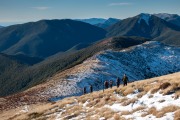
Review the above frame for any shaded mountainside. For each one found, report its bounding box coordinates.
[8,54,43,65]
[0,19,106,58]
[107,13,180,46]
[0,36,148,97]
[0,53,28,93]
[154,13,180,27]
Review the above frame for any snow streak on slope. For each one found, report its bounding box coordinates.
[138,13,151,25]
[40,41,180,100]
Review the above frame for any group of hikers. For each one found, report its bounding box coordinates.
[83,74,129,94]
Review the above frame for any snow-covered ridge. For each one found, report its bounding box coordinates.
[40,41,180,100]
[154,13,179,19]
[138,13,151,25]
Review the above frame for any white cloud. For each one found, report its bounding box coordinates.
[32,7,50,10]
[109,2,132,6]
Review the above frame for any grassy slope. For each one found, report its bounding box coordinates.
[0,72,179,120]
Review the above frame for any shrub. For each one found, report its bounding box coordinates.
[159,82,171,90]
[158,99,165,103]
[28,112,43,119]
[148,94,153,98]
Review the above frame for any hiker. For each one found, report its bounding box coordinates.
[83,87,86,94]
[109,80,113,88]
[116,77,120,88]
[104,80,109,89]
[90,85,93,93]
[122,74,129,86]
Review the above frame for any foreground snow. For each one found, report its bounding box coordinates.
[106,90,180,119]
[1,72,179,120]
[50,90,179,120]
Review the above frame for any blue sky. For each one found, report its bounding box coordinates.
[0,0,180,26]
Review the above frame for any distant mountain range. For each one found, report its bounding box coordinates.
[154,13,180,26]
[0,26,3,28]
[0,19,106,58]
[76,18,120,28]
[107,13,180,46]
[75,18,107,25]
[95,18,120,28]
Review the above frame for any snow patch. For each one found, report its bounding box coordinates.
[106,91,180,119]
[138,13,151,25]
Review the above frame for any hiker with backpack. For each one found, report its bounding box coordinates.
[109,80,113,88]
[104,80,109,89]
[90,85,93,93]
[116,77,120,88]
[122,74,129,86]
[83,87,87,94]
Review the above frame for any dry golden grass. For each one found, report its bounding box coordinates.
[137,91,146,98]
[174,110,180,120]
[132,106,146,113]
[122,98,137,106]
[116,97,128,103]
[96,107,115,119]
[143,85,152,93]
[120,106,146,116]
[113,113,121,120]
[141,105,180,118]
[58,97,76,108]
[156,105,180,118]
[175,91,180,99]
[120,110,131,115]
[147,107,157,116]
[151,86,160,94]
[61,105,83,118]
[123,87,134,96]
[86,99,100,107]
[95,99,106,108]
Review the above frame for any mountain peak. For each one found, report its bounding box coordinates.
[138,13,152,25]
[154,13,179,19]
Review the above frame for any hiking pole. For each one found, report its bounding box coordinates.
[102,77,104,93]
